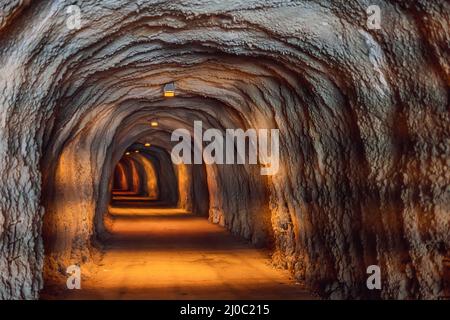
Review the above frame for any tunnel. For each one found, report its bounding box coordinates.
[0,0,449,301]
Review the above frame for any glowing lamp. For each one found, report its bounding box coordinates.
[135,150,140,153]
[144,143,151,147]
[163,82,175,97]
[125,152,131,155]
[150,121,158,127]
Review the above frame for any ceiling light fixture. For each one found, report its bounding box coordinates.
[144,143,151,147]
[150,121,158,127]
[163,82,175,97]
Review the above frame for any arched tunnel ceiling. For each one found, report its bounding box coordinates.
[0,0,448,300]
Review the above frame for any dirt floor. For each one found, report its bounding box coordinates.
[42,206,315,300]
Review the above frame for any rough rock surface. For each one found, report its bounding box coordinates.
[0,0,448,299]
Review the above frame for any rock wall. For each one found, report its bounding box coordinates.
[0,0,448,299]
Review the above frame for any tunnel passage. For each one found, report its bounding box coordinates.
[110,144,179,205]
[0,1,449,300]
[107,141,210,219]
[111,155,157,199]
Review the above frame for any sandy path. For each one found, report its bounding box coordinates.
[44,209,314,300]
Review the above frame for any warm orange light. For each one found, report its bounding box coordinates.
[163,82,175,97]
[144,143,151,147]
[150,121,158,127]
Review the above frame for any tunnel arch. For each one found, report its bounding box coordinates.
[111,151,160,199]
[0,0,448,300]
[112,161,130,192]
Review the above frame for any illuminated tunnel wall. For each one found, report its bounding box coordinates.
[0,0,448,300]
[112,147,171,202]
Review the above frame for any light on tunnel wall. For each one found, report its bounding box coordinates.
[135,150,140,153]
[163,82,175,97]
[144,143,151,147]
[125,152,131,156]
[150,121,158,127]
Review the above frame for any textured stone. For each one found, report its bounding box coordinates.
[0,0,448,299]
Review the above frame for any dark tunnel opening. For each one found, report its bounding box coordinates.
[0,0,448,302]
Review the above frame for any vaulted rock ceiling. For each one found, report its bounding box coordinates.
[0,0,448,299]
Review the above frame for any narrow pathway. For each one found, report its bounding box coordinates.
[48,206,315,299]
